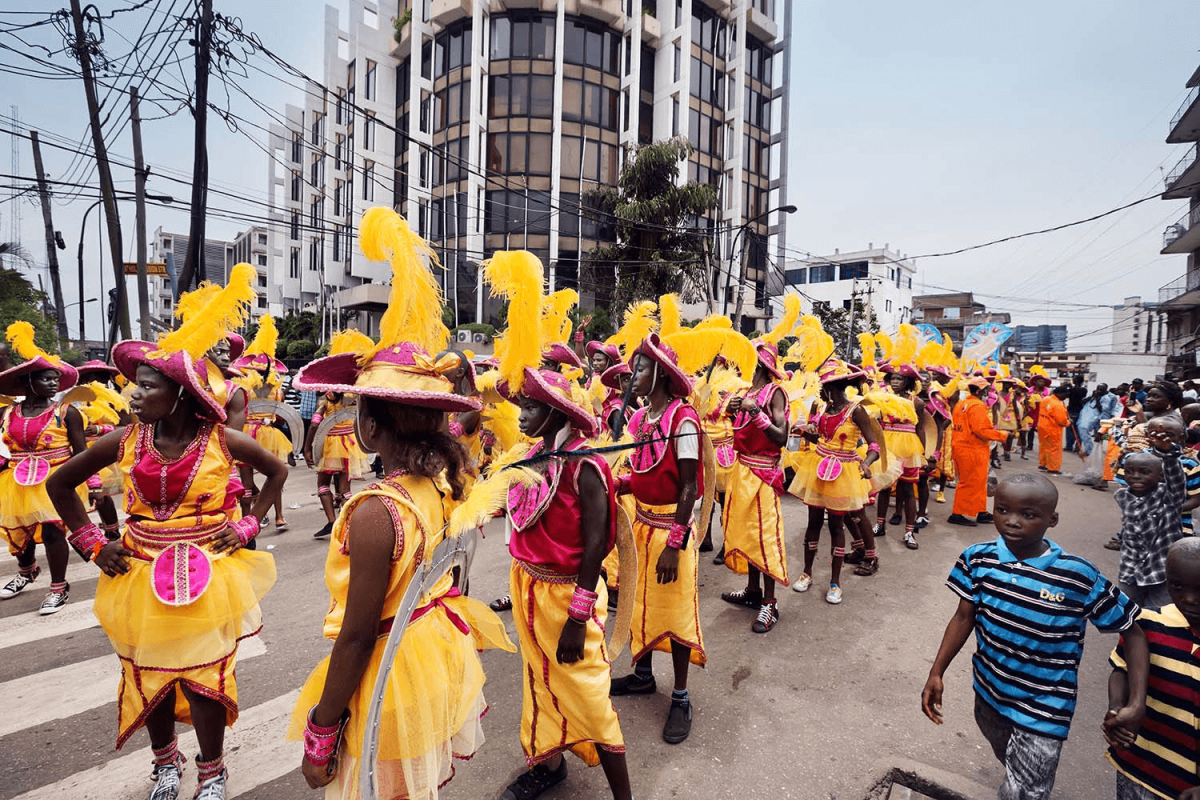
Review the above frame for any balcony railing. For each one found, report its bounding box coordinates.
[1165,144,1197,191]
[1172,86,1199,132]
[1163,204,1200,250]
[1159,268,1200,303]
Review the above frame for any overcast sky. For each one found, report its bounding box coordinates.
[4,0,1199,351]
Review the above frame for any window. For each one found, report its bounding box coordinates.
[673,45,681,82]
[362,161,375,201]
[364,60,377,101]
[290,211,300,240]
[290,171,301,202]
[484,189,552,235]
[839,261,868,281]
[257,233,267,246]
[311,113,324,147]
[289,247,299,279]
[363,5,377,29]
[640,45,655,93]
[310,196,324,228]
[334,179,345,216]
[309,238,321,271]
[435,23,473,77]
[809,265,834,283]
[785,268,806,285]
[333,226,343,262]
[364,114,375,150]
[291,131,303,162]
[310,154,323,187]
[257,254,267,267]
[486,132,553,176]
[335,134,344,169]
[943,307,960,320]
[885,299,893,312]
[491,14,555,61]
[564,17,620,75]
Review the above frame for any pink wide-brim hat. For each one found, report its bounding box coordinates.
[231,353,289,374]
[226,334,246,362]
[294,343,481,413]
[0,355,79,396]
[542,342,583,371]
[926,364,952,377]
[599,361,631,392]
[881,362,921,380]
[631,333,692,397]
[501,366,599,438]
[751,340,787,382]
[111,341,227,422]
[77,359,120,376]
[818,358,866,385]
[586,340,621,365]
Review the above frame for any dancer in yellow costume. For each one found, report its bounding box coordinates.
[288,208,513,800]
[0,322,88,613]
[47,273,285,800]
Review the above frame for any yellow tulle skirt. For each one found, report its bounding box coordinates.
[882,429,926,470]
[510,563,624,766]
[93,546,276,748]
[630,504,706,666]
[0,465,87,554]
[788,447,899,512]
[288,595,513,800]
[722,461,788,585]
[251,424,292,460]
[318,432,370,480]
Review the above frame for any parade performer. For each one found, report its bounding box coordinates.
[720,339,791,625]
[288,208,513,800]
[1023,365,1051,453]
[0,322,88,612]
[492,255,633,797]
[947,375,1010,526]
[1037,383,1071,475]
[586,340,622,415]
[994,376,1020,462]
[233,314,292,531]
[73,359,130,541]
[788,359,886,597]
[46,277,283,800]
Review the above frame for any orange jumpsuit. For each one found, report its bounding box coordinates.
[951,395,1008,517]
[1037,395,1070,472]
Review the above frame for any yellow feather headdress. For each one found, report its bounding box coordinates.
[156,262,257,359]
[246,313,278,360]
[173,281,221,324]
[874,330,894,362]
[6,320,61,366]
[858,333,877,368]
[663,320,756,381]
[482,250,545,393]
[893,324,919,368]
[359,206,449,360]
[790,315,836,372]
[761,293,801,346]
[540,288,578,348]
[606,300,659,358]
[658,294,682,339]
[329,329,376,357]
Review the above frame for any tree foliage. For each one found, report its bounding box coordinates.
[583,138,718,315]
[809,300,880,363]
[0,256,62,356]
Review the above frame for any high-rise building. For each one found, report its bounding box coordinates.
[1110,296,1165,355]
[778,245,917,333]
[268,0,789,335]
[1011,324,1067,353]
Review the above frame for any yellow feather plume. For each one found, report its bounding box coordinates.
[606,301,658,358]
[86,380,130,414]
[658,294,682,339]
[475,370,507,406]
[663,325,756,382]
[329,329,375,357]
[916,340,941,371]
[173,282,221,323]
[693,365,748,417]
[858,333,877,367]
[793,315,835,372]
[482,250,545,393]
[157,263,257,359]
[246,313,279,359]
[893,324,919,368]
[482,402,525,453]
[6,321,58,364]
[359,206,449,359]
[875,331,894,362]
[540,289,579,348]
[694,315,733,330]
[235,370,264,392]
[447,464,541,537]
[761,293,801,346]
[589,375,608,411]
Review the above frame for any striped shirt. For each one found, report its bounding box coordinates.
[948,537,1139,739]
[1106,605,1200,800]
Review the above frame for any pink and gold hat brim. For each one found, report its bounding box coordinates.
[111,341,226,422]
[294,348,482,413]
[77,359,120,376]
[752,340,787,382]
[0,356,79,396]
[543,342,583,371]
[231,353,289,374]
[586,340,621,365]
[227,334,246,362]
[599,362,631,392]
[501,367,599,438]
[819,359,867,385]
[631,333,692,397]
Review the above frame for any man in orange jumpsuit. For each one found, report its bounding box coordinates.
[947,375,1011,526]
[1037,383,1072,474]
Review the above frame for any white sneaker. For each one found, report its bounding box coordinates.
[791,573,812,593]
[194,770,227,800]
[147,758,184,800]
[39,584,69,615]
[825,584,843,605]
[0,569,38,599]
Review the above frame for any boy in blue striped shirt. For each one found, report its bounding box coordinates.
[921,472,1149,800]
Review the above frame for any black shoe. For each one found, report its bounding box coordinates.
[843,547,865,565]
[662,698,693,743]
[314,521,333,539]
[1104,538,1121,551]
[606,587,619,612]
[720,588,763,609]
[610,672,657,696]
[1003,453,1011,462]
[500,759,569,800]
[712,548,726,566]
[976,512,994,524]
[1038,465,1048,471]
[888,513,902,526]
[873,521,887,538]
[946,514,977,527]
[489,594,512,612]
[698,538,714,552]
[903,531,919,550]
[915,515,930,529]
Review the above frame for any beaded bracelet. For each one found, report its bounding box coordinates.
[932,450,943,460]
[567,586,598,622]
[753,411,772,430]
[666,522,688,550]
[573,330,585,343]
[448,421,465,437]
[67,522,107,562]
[614,474,632,495]
[230,515,260,546]
[867,442,881,454]
[303,707,349,767]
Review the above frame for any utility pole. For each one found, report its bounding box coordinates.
[130,87,151,339]
[69,0,131,349]
[732,230,752,334]
[178,0,213,297]
[29,131,69,341]
[845,278,857,359]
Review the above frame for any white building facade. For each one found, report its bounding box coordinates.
[778,246,917,334]
[1111,295,1167,355]
[267,0,790,334]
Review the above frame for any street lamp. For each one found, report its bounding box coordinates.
[728,204,797,333]
[78,194,173,343]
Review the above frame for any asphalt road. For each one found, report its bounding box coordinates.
[0,453,1131,800]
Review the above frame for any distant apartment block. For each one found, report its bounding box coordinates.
[779,245,916,333]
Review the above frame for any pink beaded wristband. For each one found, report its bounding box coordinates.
[230,515,260,546]
[666,522,688,550]
[614,474,631,495]
[753,411,772,430]
[448,421,465,437]
[310,413,324,425]
[867,442,881,454]
[567,586,598,622]
[303,707,348,767]
[68,522,108,561]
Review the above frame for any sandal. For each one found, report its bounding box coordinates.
[275,521,289,533]
[489,594,512,612]
[720,588,763,608]
[854,556,879,577]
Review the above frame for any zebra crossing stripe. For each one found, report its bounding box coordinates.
[1,598,99,648]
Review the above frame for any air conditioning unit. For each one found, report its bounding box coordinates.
[455,329,471,344]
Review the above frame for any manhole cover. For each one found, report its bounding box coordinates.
[887,787,939,800]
